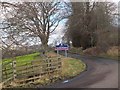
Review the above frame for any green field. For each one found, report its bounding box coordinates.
[3,53,40,66]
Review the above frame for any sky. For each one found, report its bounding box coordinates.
[0,0,119,46]
[48,21,67,45]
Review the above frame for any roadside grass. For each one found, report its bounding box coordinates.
[97,46,119,60]
[2,52,86,87]
[69,46,119,60]
[20,54,86,87]
[61,57,86,78]
[69,47,83,55]
[41,52,86,78]
[98,53,119,60]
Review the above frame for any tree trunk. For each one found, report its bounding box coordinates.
[41,37,49,54]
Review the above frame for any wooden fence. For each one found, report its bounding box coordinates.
[2,56,62,87]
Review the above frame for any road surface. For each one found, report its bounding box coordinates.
[41,53,119,88]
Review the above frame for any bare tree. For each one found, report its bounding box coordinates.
[1,1,70,52]
[65,1,116,50]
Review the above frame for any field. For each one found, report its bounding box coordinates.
[3,53,40,66]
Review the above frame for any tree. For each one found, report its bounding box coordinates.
[65,1,116,50]
[1,1,70,52]
[65,2,96,49]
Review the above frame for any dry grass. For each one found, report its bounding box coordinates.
[83,46,119,60]
[46,52,86,78]
[69,47,83,54]
[61,57,86,78]
[83,47,102,56]
[107,46,119,57]
[46,51,58,57]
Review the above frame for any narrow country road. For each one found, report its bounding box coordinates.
[41,53,119,88]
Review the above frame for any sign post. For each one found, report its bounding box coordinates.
[57,50,59,56]
[65,50,67,57]
[55,44,69,57]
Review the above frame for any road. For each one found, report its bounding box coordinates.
[41,53,119,88]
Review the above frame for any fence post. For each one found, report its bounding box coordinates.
[12,60,16,80]
[58,57,62,74]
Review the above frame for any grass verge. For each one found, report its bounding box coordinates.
[61,57,86,78]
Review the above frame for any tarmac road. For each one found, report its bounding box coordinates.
[42,53,119,88]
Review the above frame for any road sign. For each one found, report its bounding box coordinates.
[55,47,69,50]
[55,44,69,57]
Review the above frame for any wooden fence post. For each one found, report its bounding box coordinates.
[58,57,62,74]
[12,60,16,80]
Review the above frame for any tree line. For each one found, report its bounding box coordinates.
[65,2,118,50]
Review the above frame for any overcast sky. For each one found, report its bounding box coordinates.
[0,0,119,46]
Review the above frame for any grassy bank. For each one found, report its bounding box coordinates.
[61,57,86,78]
[24,56,86,87]
[2,52,86,87]
[69,46,119,60]
[98,53,119,60]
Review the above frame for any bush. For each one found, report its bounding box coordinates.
[83,47,103,56]
[107,46,119,57]
[96,29,118,52]
[69,47,83,54]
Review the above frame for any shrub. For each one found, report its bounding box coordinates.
[83,47,103,56]
[69,47,83,54]
[107,46,119,57]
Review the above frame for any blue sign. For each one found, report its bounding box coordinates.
[55,43,69,51]
[55,43,69,57]
[56,43,69,48]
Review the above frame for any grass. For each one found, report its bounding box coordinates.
[69,47,83,55]
[69,46,119,60]
[98,53,119,60]
[61,57,86,78]
[2,52,40,80]
[98,46,119,60]
[3,52,40,66]
[2,52,86,87]
[32,57,86,87]
[43,52,86,78]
